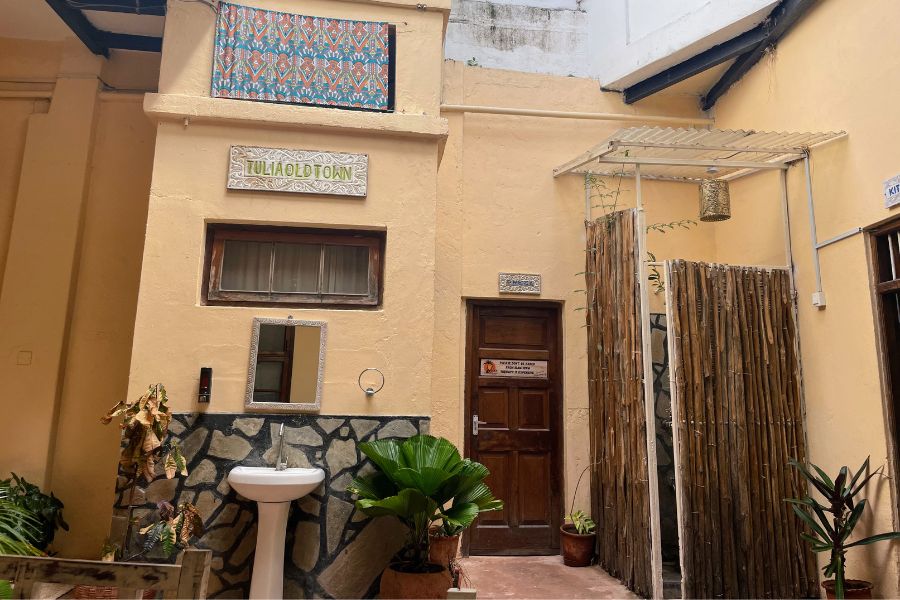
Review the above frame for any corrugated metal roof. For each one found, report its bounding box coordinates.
[555,126,846,181]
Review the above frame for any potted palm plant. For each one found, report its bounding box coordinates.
[787,457,900,599]
[348,435,503,599]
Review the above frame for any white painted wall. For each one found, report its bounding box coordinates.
[444,0,779,89]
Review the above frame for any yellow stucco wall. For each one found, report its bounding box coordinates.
[0,40,158,558]
[433,61,714,514]
[707,0,900,594]
[127,0,448,417]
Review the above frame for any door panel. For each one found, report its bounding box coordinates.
[466,302,563,555]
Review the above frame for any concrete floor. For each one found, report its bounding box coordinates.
[458,556,639,599]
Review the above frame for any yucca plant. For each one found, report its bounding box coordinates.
[348,435,503,572]
[787,457,900,599]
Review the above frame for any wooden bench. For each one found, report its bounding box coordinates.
[0,549,211,599]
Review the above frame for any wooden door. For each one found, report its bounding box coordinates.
[465,301,563,555]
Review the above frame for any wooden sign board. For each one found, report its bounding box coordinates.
[480,359,548,378]
[227,145,368,197]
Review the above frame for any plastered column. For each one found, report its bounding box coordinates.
[0,42,102,487]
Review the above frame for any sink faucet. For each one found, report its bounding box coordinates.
[275,423,287,471]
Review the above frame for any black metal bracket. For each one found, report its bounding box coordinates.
[44,0,164,56]
[622,0,816,108]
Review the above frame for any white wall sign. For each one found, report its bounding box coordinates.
[227,145,368,197]
[885,174,900,209]
[498,272,541,295]
[480,359,548,378]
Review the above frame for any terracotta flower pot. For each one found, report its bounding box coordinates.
[822,579,873,599]
[379,563,452,599]
[560,524,595,567]
[429,533,461,567]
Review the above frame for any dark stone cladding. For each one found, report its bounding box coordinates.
[112,413,430,599]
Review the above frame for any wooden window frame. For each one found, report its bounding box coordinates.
[204,225,384,308]
[866,214,900,526]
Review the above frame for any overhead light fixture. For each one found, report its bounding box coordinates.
[699,179,731,222]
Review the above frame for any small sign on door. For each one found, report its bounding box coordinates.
[480,359,548,378]
[885,174,900,209]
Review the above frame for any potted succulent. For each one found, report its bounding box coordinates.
[560,464,596,567]
[348,435,503,599]
[787,457,900,599]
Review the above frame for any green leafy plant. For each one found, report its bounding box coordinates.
[0,487,42,556]
[348,435,503,573]
[583,173,697,297]
[0,473,68,551]
[137,501,203,559]
[787,457,900,599]
[567,509,596,535]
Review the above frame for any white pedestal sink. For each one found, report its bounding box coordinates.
[227,466,325,600]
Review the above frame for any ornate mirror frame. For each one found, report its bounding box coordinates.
[245,317,327,413]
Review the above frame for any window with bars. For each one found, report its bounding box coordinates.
[205,226,383,307]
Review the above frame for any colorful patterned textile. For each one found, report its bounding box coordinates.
[212,2,393,111]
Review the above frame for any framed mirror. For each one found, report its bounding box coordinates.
[245,317,327,412]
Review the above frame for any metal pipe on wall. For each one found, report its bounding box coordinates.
[634,164,665,599]
[440,104,714,127]
[803,154,826,307]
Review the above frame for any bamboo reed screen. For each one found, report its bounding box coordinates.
[585,211,652,597]
[666,260,818,599]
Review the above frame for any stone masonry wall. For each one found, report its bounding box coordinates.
[112,413,429,599]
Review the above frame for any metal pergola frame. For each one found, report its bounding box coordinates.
[555,126,848,600]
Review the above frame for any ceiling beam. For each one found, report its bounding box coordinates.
[44,0,163,55]
[622,0,816,106]
[702,0,816,110]
[622,25,768,104]
[100,32,163,52]
[66,0,166,16]
[44,0,109,57]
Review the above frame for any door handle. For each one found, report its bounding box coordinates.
[472,414,488,436]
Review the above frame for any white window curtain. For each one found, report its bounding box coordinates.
[323,245,369,294]
[273,243,320,293]
[221,241,272,291]
[221,240,370,295]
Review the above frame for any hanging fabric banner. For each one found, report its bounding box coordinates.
[212,2,394,111]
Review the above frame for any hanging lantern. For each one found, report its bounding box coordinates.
[699,179,731,222]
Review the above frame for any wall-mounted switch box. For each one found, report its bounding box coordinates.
[812,291,827,308]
